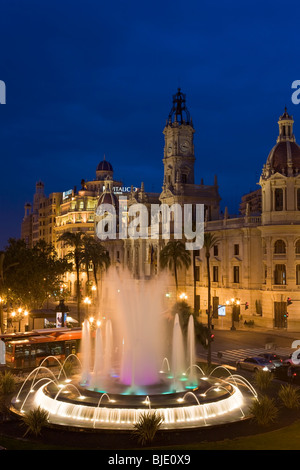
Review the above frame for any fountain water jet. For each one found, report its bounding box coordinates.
[187,315,197,387]
[91,326,104,390]
[104,319,113,377]
[171,314,185,387]
[81,319,91,385]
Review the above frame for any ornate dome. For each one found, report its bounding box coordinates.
[262,108,300,178]
[97,180,119,210]
[96,158,113,172]
[265,141,300,176]
[97,190,119,208]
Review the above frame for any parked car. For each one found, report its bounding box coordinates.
[274,364,300,383]
[283,352,300,365]
[258,353,283,368]
[236,356,276,372]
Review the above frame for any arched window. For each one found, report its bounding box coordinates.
[274,240,286,254]
[296,240,300,254]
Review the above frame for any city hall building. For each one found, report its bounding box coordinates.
[21,90,300,330]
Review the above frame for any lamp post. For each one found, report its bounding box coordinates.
[10,308,29,332]
[226,298,240,331]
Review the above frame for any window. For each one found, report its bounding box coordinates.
[274,240,286,254]
[297,265,300,285]
[296,240,300,254]
[233,266,240,283]
[297,189,300,210]
[275,188,283,211]
[213,245,219,256]
[234,244,239,256]
[274,264,286,285]
[213,266,219,282]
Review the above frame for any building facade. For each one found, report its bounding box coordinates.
[21,92,300,330]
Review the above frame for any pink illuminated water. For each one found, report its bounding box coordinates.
[80,269,195,393]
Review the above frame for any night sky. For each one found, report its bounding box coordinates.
[1,0,300,250]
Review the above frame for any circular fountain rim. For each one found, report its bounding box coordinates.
[11,374,255,431]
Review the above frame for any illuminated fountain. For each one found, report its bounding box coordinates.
[11,270,258,431]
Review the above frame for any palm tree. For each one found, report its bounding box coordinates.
[81,236,94,296]
[203,232,220,365]
[58,231,85,324]
[82,236,110,297]
[159,240,191,294]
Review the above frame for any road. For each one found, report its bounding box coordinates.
[196,328,300,366]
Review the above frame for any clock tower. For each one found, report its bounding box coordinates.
[162,88,195,188]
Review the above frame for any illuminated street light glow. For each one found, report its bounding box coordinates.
[179,293,188,300]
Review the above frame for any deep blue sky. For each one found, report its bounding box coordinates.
[1,0,300,249]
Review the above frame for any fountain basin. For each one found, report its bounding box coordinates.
[12,374,252,431]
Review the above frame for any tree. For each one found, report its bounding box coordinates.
[0,251,19,333]
[159,240,191,294]
[170,300,209,349]
[82,236,110,295]
[3,239,71,312]
[81,236,94,296]
[203,232,219,366]
[58,231,85,324]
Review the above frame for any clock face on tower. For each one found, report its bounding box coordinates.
[180,140,189,152]
[167,143,173,155]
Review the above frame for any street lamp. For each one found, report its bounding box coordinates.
[226,298,240,330]
[179,293,188,300]
[9,308,29,332]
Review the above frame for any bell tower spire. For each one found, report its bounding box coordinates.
[167,88,192,126]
